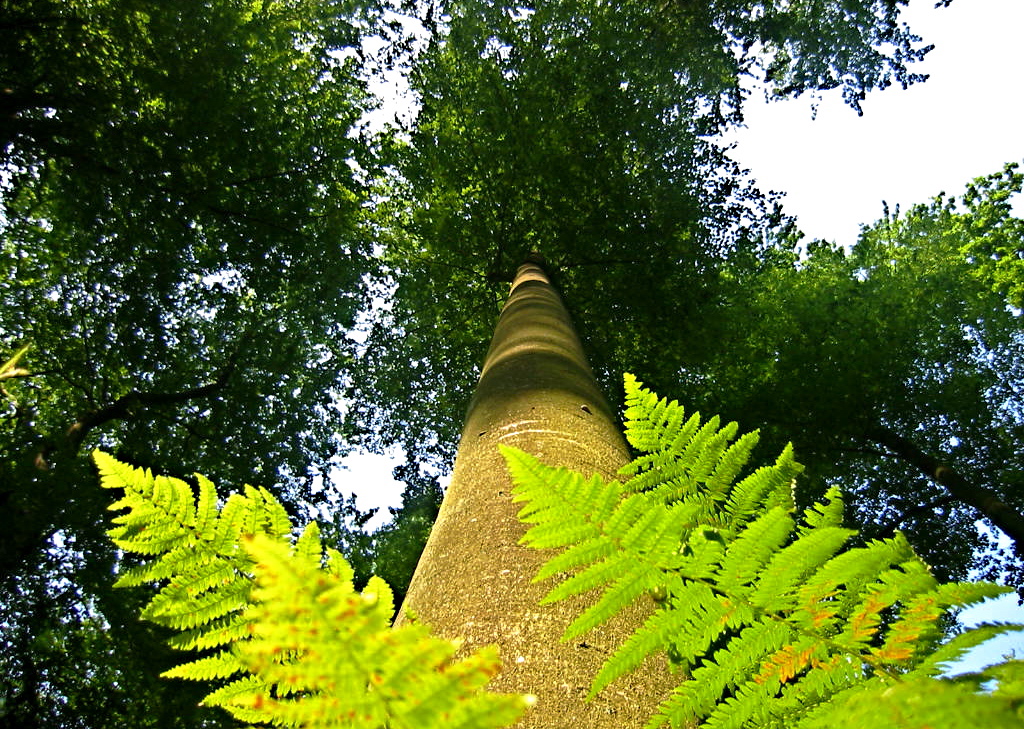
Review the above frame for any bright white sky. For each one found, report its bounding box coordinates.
[338,0,1024,669]
[728,0,1024,247]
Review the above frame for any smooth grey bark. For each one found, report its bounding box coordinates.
[395,257,675,728]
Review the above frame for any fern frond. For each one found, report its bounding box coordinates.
[560,561,666,640]
[647,619,790,729]
[668,581,755,668]
[984,659,1024,705]
[505,445,618,545]
[505,375,1024,728]
[199,675,268,721]
[837,557,934,653]
[747,526,856,613]
[792,537,914,627]
[588,581,696,696]
[243,484,293,538]
[95,450,528,728]
[166,613,252,652]
[715,506,794,593]
[622,373,695,457]
[294,521,325,565]
[208,492,254,552]
[912,620,1022,678]
[682,416,735,484]
[161,649,244,681]
[878,580,1013,669]
[539,551,634,606]
[797,675,1023,728]
[705,431,761,498]
[799,487,845,532]
[533,535,615,582]
[722,446,801,528]
[231,534,532,728]
[194,473,218,534]
[144,576,251,630]
[702,676,779,729]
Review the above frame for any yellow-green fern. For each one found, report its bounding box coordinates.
[502,374,1024,728]
[95,450,530,728]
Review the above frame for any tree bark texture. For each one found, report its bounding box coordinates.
[395,258,676,727]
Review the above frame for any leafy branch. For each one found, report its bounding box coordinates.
[66,357,238,452]
[0,344,32,383]
[867,424,1024,553]
[1,344,32,416]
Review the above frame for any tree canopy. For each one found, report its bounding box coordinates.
[691,164,1024,586]
[2,0,380,723]
[348,0,933,461]
[2,0,376,490]
[348,0,1024,594]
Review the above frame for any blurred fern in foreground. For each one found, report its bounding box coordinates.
[503,374,1024,728]
[94,450,529,728]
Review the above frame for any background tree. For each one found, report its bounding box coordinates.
[3,0,1013,723]
[319,461,443,613]
[688,164,1024,588]
[1,0,377,500]
[0,551,219,729]
[1,0,381,724]
[350,0,933,461]
[395,257,678,728]
[350,0,1024,597]
[957,164,1024,308]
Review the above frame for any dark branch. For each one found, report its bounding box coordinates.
[61,353,240,455]
[875,494,957,538]
[867,425,1024,554]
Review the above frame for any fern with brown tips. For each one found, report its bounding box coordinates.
[503,374,1024,728]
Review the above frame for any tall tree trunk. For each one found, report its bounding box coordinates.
[395,256,675,728]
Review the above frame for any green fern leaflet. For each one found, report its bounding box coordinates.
[95,450,530,728]
[502,374,1024,728]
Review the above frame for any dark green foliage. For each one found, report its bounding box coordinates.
[957,163,1024,308]
[0,533,229,729]
[713,0,932,112]
[504,375,1024,727]
[349,0,930,463]
[1,0,375,497]
[692,166,1024,588]
[2,0,1006,722]
[319,461,442,613]
[1,0,379,722]
[366,462,443,609]
[94,450,530,728]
